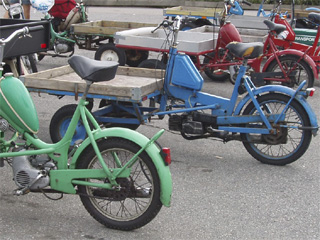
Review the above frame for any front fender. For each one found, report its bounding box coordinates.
[262,50,319,81]
[234,85,318,135]
[71,127,172,207]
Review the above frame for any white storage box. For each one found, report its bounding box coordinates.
[187,25,267,43]
[114,27,217,54]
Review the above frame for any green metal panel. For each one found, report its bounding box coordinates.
[0,76,39,133]
[294,28,319,46]
[49,168,131,194]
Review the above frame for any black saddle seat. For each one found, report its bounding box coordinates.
[68,55,119,82]
[263,20,287,34]
[226,42,263,59]
[309,12,320,24]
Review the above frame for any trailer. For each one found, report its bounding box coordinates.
[69,20,157,67]
[22,65,164,131]
[113,25,217,71]
[70,20,157,50]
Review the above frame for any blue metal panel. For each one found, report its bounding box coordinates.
[170,54,203,91]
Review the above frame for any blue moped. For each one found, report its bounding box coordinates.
[52,17,318,166]
[228,0,252,15]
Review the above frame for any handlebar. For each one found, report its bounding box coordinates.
[1,0,10,11]
[151,19,174,33]
[28,25,44,32]
[0,25,43,64]
[152,17,181,33]
[0,25,43,45]
[151,17,182,47]
[243,0,252,6]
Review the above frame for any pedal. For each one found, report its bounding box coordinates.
[207,127,228,137]
[13,188,30,196]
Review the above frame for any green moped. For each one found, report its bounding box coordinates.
[0,26,172,231]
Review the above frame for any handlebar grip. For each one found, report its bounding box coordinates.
[243,0,252,6]
[28,26,44,32]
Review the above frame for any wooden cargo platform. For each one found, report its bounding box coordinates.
[71,20,157,36]
[163,6,222,19]
[23,66,164,101]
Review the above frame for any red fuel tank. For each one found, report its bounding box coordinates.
[218,22,242,48]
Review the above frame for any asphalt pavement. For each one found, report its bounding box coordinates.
[0,6,319,240]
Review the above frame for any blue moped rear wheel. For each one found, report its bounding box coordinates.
[240,93,312,165]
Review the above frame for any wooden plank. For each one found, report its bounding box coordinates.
[24,65,164,99]
[117,66,165,79]
[164,6,222,18]
[72,20,157,36]
[27,65,74,79]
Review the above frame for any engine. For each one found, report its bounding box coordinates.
[169,112,230,140]
[169,112,215,136]
[12,151,56,193]
[54,40,74,54]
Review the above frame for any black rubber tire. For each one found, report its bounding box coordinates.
[180,21,198,31]
[19,54,38,74]
[240,93,312,165]
[27,54,38,73]
[37,53,45,62]
[98,100,141,130]
[49,104,87,145]
[265,54,314,89]
[76,138,162,231]
[125,49,149,67]
[94,43,126,66]
[203,52,230,81]
[138,59,166,69]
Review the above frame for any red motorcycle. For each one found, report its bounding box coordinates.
[203,4,318,89]
[273,13,320,76]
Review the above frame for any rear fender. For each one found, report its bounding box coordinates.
[70,127,172,207]
[262,50,318,81]
[234,85,318,136]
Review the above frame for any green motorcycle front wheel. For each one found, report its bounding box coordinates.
[76,138,162,231]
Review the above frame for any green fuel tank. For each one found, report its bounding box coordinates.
[0,75,39,134]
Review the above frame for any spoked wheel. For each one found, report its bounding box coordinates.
[125,49,149,67]
[265,55,314,89]
[203,52,230,81]
[94,43,126,66]
[76,138,162,231]
[240,93,312,165]
[49,104,86,145]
